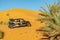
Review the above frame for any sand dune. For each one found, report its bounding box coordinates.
[0,9,44,40]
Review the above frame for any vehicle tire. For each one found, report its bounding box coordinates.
[8,25,14,29]
[27,22,31,26]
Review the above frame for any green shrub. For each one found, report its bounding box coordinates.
[0,31,4,39]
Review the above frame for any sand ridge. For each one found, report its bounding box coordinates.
[0,9,44,40]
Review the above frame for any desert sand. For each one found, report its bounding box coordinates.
[0,9,45,40]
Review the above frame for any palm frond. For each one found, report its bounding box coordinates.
[37,0,60,37]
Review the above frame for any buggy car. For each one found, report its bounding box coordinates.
[8,18,31,28]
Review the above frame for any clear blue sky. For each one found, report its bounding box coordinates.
[0,0,58,11]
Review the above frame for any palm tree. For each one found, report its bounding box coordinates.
[36,0,60,40]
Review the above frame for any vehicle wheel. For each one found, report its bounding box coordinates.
[27,22,31,26]
[8,25,14,29]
